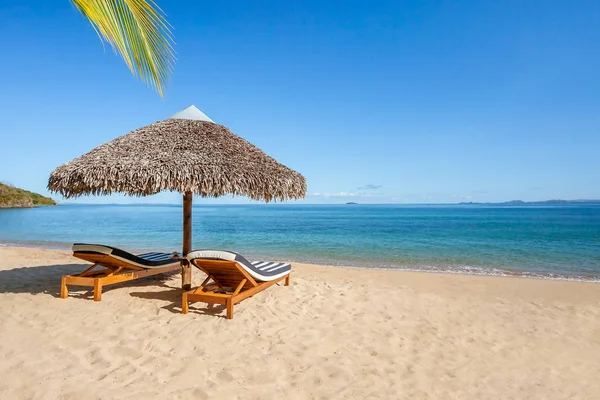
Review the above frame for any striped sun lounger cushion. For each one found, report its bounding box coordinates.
[186,250,291,282]
[72,243,180,268]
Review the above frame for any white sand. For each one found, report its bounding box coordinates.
[1,246,599,399]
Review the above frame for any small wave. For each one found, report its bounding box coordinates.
[0,240,72,251]
[281,258,600,283]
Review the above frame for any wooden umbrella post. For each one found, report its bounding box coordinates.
[182,191,193,290]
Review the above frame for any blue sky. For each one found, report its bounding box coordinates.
[1,0,599,204]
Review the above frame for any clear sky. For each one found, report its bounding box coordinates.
[1,0,599,204]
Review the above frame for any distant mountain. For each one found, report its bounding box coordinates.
[346,202,359,205]
[0,183,56,208]
[458,199,600,205]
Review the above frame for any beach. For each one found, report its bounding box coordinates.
[1,246,599,399]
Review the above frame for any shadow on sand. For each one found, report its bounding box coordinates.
[129,288,228,318]
[0,263,177,300]
[0,263,225,317]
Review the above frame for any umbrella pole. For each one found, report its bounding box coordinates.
[182,191,193,290]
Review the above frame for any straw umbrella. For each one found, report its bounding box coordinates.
[48,105,306,288]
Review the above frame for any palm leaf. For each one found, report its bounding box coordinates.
[71,0,175,96]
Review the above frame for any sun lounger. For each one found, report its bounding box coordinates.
[60,243,180,301]
[183,250,291,319]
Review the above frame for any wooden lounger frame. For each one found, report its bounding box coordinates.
[182,259,290,319]
[60,253,180,301]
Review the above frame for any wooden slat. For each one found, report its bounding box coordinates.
[190,259,259,289]
[190,290,231,299]
[64,276,96,287]
[185,293,228,305]
[107,266,123,277]
[181,272,290,319]
[72,253,146,271]
[80,269,115,278]
[232,279,247,296]
[232,275,287,305]
[78,263,102,277]
[61,263,180,301]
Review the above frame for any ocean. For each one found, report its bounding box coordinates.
[1,204,599,281]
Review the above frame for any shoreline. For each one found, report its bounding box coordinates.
[2,245,600,303]
[2,240,599,284]
[2,241,600,284]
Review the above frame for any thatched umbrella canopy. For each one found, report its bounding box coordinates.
[48,105,306,288]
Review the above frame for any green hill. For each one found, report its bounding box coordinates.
[0,183,56,208]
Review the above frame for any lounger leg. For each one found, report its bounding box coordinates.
[182,292,189,314]
[60,276,68,299]
[285,274,291,286]
[226,298,234,319]
[93,279,102,302]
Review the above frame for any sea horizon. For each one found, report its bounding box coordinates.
[52,198,600,206]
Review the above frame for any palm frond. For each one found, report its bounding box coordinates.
[72,0,175,96]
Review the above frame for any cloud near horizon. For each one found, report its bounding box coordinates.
[357,184,382,190]
[311,192,373,198]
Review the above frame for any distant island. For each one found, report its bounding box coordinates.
[346,202,359,205]
[0,183,56,208]
[458,199,600,205]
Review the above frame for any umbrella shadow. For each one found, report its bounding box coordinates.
[129,288,228,318]
[0,262,223,316]
[0,263,177,300]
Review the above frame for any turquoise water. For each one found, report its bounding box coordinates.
[1,204,599,280]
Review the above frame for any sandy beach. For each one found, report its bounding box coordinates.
[1,246,599,399]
